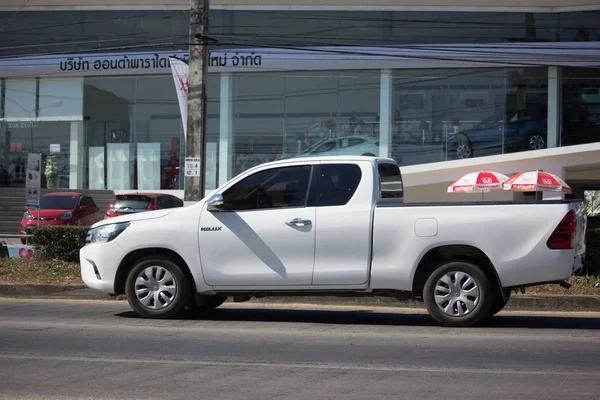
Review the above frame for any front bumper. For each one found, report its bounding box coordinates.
[80,241,124,294]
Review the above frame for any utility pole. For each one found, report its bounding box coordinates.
[184,0,210,203]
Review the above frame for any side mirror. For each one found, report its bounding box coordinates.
[206,193,224,212]
[79,205,89,211]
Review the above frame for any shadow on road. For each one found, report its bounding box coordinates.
[116,307,600,330]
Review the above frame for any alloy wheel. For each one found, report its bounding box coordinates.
[456,144,472,159]
[529,134,545,150]
[134,266,177,309]
[434,271,480,317]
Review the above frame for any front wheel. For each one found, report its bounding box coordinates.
[423,261,493,327]
[125,256,190,319]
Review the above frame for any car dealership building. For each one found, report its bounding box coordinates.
[1,0,600,215]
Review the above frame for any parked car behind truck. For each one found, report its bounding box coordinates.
[80,156,587,327]
[447,112,547,159]
[21,192,100,243]
[104,192,183,220]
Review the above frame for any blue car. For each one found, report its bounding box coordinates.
[446,112,547,160]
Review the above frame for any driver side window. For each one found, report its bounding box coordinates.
[222,165,312,211]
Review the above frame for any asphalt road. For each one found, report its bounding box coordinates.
[1,299,600,400]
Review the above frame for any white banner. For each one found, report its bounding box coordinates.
[25,153,42,209]
[169,57,189,139]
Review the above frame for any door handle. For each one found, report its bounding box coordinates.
[285,218,312,227]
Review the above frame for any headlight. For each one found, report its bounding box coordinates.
[59,212,73,220]
[86,222,130,245]
[23,211,31,219]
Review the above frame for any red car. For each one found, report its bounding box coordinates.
[20,192,101,240]
[103,192,184,220]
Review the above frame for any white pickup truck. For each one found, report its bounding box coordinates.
[80,156,587,327]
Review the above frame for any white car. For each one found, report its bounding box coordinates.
[80,156,587,327]
[296,135,379,158]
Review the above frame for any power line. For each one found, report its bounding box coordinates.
[0,10,186,35]
[0,0,31,32]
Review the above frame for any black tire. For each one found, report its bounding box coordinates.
[489,288,511,317]
[191,295,228,312]
[423,260,493,327]
[125,256,190,319]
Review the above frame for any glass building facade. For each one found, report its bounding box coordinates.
[1,9,599,192]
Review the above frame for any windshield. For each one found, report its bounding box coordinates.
[114,195,150,210]
[40,195,77,210]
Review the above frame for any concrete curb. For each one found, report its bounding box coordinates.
[1,283,600,311]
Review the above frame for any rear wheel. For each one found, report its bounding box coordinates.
[125,256,190,319]
[423,261,493,327]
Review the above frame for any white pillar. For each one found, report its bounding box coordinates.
[219,72,234,186]
[69,121,84,189]
[547,66,561,148]
[379,69,393,159]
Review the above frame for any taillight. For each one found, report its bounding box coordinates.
[547,210,576,250]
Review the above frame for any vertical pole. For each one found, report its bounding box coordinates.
[185,0,210,203]
[218,72,233,186]
[547,66,561,148]
[379,69,393,159]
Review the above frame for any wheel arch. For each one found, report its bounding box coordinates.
[114,247,197,295]
[411,245,505,302]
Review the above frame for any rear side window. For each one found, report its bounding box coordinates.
[378,163,403,199]
[158,195,183,209]
[80,196,97,208]
[170,196,184,207]
[317,164,362,207]
[114,195,150,210]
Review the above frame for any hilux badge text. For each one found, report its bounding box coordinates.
[201,226,223,232]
